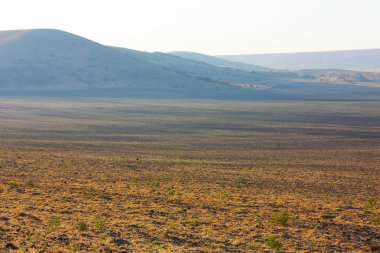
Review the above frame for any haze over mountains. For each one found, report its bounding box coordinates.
[168,51,270,71]
[0,29,233,97]
[114,48,292,88]
[219,49,380,71]
[1,29,380,99]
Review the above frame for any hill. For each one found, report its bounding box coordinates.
[0,29,233,97]
[1,29,380,99]
[168,51,270,71]
[115,48,380,96]
[114,48,290,87]
[219,49,380,71]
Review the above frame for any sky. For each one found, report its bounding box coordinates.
[0,0,379,55]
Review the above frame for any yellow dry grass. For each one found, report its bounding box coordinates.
[0,99,379,252]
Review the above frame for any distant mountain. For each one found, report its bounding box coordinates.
[168,51,270,71]
[1,29,380,99]
[0,29,233,97]
[219,49,380,71]
[293,69,380,87]
[114,48,290,86]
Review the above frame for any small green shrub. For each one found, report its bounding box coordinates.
[9,182,19,189]
[83,188,96,199]
[231,182,242,188]
[77,221,88,231]
[93,217,107,231]
[369,218,379,225]
[26,231,35,240]
[25,181,36,188]
[364,196,377,210]
[151,179,160,188]
[249,242,259,250]
[168,221,177,229]
[189,220,202,227]
[266,236,283,250]
[271,210,289,226]
[48,216,61,231]
[219,181,226,188]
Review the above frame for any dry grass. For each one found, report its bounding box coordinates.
[0,98,379,252]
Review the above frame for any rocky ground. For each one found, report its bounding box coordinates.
[0,99,379,252]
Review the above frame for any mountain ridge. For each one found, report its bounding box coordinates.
[1,28,380,99]
[0,29,230,93]
[219,48,380,71]
[169,51,270,71]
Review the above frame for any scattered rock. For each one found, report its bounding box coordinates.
[15,188,25,193]
[370,242,380,252]
[171,236,186,245]
[5,243,18,250]
[107,231,120,238]
[101,246,113,253]
[113,238,130,246]
[57,234,70,245]
[127,225,141,229]
[18,212,28,217]
[320,214,335,219]
[18,212,42,222]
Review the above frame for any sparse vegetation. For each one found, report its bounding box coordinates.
[266,236,283,250]
[83,188,96,199]
[189,220,203,227]
[0,99,379,252]
[77,221,88,231]
[168,220,177,230]
[8,182,19,189]
[25,180,36,188]
[167,189,175,196]
[271,210,290,226]
[249,242,259,250]
[47,216,61,231]
[364,196,377,210]
[93,217,107,231]
[369,218,379,225]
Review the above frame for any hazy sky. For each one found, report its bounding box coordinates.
[1,0,379,55]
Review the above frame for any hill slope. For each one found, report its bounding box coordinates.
[219,49,380,71]
[114,48,291,87]
[0,29,232,97]
[1,29,380,99]
[169,51,270,71]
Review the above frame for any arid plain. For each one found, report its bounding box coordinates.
[0,99,379,252]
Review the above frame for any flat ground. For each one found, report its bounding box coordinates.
[0,99,379,252]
